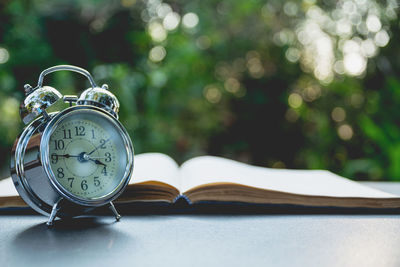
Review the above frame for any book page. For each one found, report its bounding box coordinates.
[0,153,180,198]
[179,156,398,198]
[132,153,180,189]
[0,177,18,197]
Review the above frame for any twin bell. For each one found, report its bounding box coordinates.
[19,65,120,125]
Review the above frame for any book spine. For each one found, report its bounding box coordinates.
[173,194,192,205]
[181,194,192,205]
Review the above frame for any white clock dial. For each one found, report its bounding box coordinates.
[48,111,129,200]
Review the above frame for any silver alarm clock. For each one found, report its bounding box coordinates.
[10,65,134,226]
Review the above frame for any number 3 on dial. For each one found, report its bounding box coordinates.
[48,110,126,200]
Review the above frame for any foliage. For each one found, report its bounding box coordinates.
[0,0,399,180]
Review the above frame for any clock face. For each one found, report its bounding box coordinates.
[47,110,130,200]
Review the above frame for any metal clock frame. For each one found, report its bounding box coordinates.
[11,65,134,226]
[12,105,134,226]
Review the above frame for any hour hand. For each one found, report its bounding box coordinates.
[94,159,107,166]
[88,158,107,166]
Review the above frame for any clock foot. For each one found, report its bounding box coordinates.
[47,200,61,227]
[109,201,121,221]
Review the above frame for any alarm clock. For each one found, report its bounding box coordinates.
[10,65,134,226]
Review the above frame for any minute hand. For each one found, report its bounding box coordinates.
[88,138,110,155]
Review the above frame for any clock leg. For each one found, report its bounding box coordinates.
[47,200,61,227]
[109,201,121,221]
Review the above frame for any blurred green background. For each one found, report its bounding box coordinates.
[0,0,399,181]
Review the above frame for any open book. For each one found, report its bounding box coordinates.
[1,153,400,209]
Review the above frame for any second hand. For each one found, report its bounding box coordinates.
[88,138,111,155]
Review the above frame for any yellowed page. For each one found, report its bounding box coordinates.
[179,156,398,198]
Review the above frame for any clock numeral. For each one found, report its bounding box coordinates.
[68,177,74,188]
[81,180,88,191]
[105,152,112,162]
[101,166,108,176]
[51,153,58,164]
[54,140,64,150]
[91,129,96,139]
[94,176,100,187]
[63,129,72,139]
[75,126,85,136]
[57,167,64,178]
[99,139,107,149]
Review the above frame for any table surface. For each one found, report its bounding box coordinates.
[1,182,400,267]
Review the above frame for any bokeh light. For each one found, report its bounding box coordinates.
[331,107,346,122]
[163,12,180,31]
[148,21,167,42]
[288,93,303,109]
[0,48,9,64]
[149,46,166,62]
[182,13,199,28]
[338,124,354,140]
[204,85,222,104]
[0,0,399,181]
